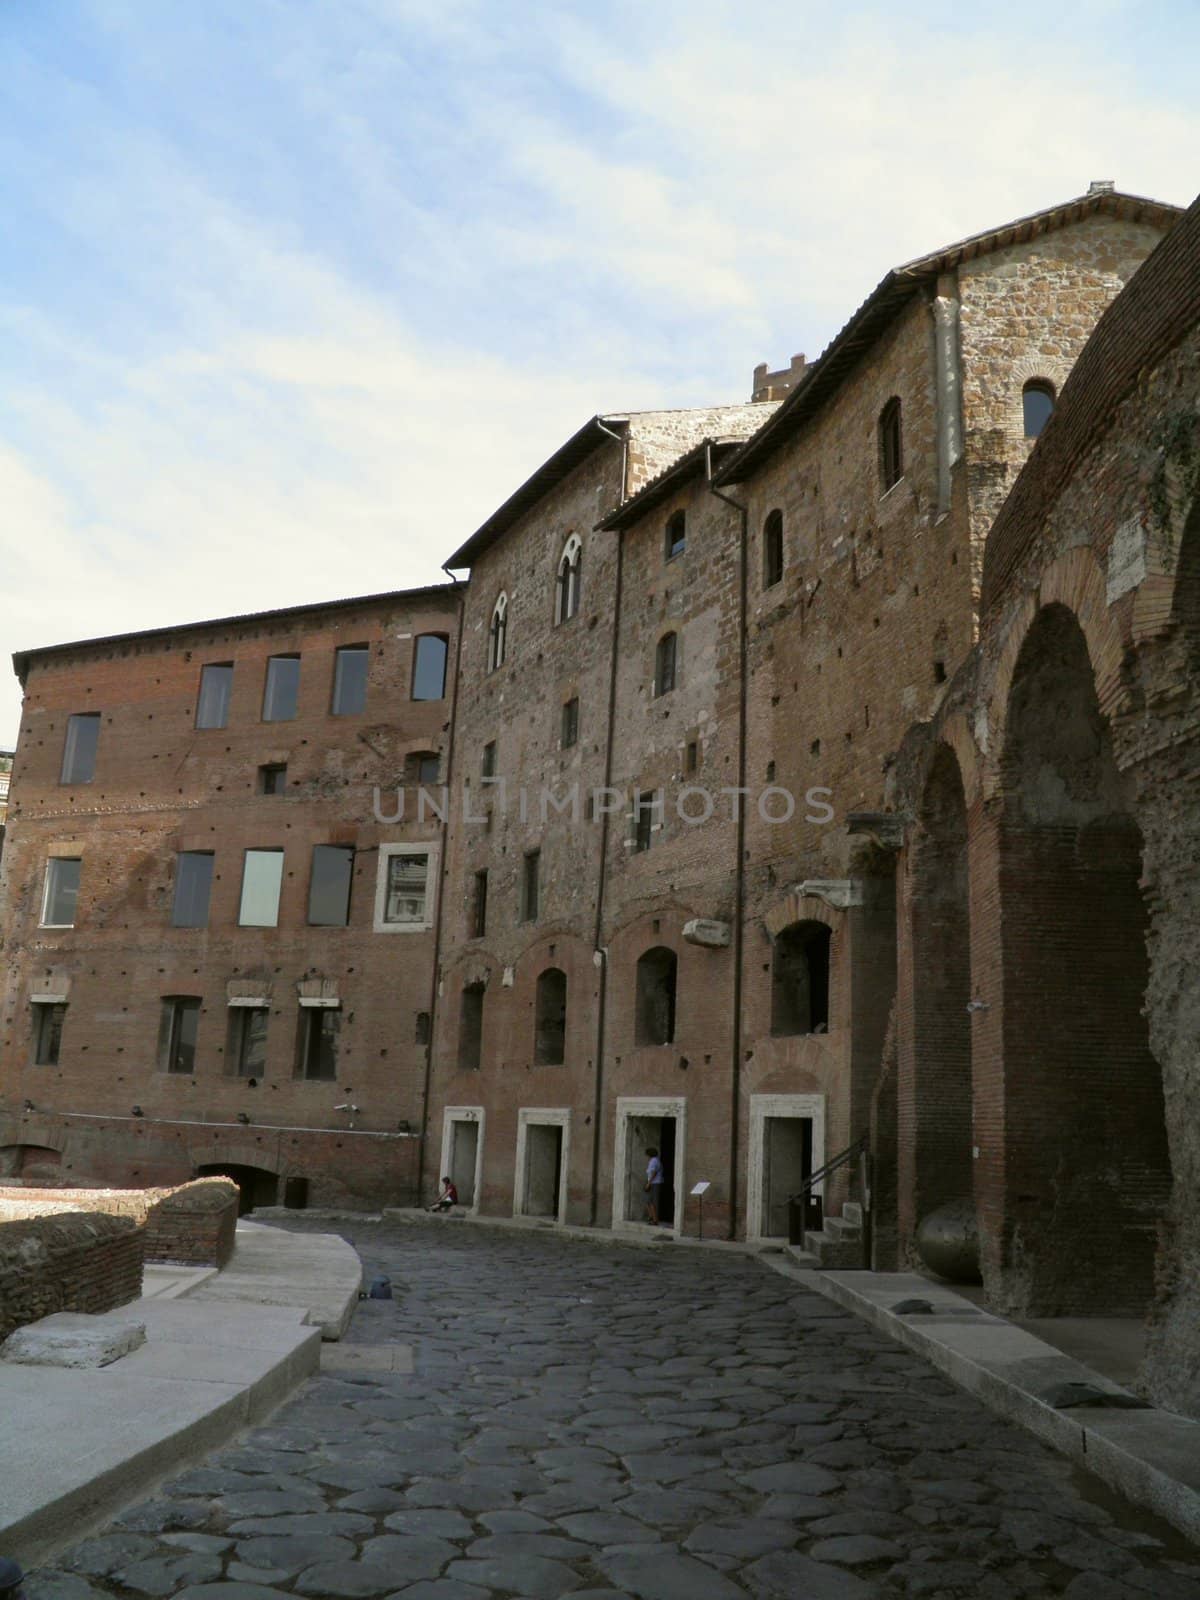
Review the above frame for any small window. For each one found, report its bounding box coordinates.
[414,1010,431,1046]
[412,634,449,701]
[41,858,81,928]
[556,535,582,624]
[297,1006,339,1080]
[196,664,233,730]
[685,740,699,774]
[60,713,100,784]
[259,763,287,795]
[665,510,686,560]
[489,594,508,673]
[407,751,440,784]
[763,509,784,588]
[636,946,677,1046]
[172,851,215,928]
[158,996,201,1075]
[771,920,831,1036]
[238,848,284,927]
[331,645,369,716]
[481,741,497,778]
[459,983,485,1071]
[561,696,579,749]
[633,790,658,853]
[228,1006,269,1078]
[262,655,301,722]
[379,848,431,928]
[521,849,540,922]
[472,869,488,938]
[655,633,677,697]
[33,1002,66,1066]
[1023,379,1056,439]
[880,397,903,492]
[535,967,567,1065]
[308,844,354,927]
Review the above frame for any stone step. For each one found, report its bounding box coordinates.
[842,1201,864,1227]
[823,1214,862,1240]
[803,1229,866,1268]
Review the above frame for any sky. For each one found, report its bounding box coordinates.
[2,0,1198,746]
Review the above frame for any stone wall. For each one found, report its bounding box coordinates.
[0,1211,144,1342]
[0,1176,239,1266]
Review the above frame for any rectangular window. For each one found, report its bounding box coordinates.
[412,634,448,701]
[407,751,440,784]
[633,791,658,853]
[172,851,215,928]
[41,858,81,927]
[239,848,284,926]
[472,869,488,938]
[60,714,100,784]
[521,850,540,922]
[331,645,369,716]
[158,997,201,1074]
[259,763,287,795]
[379,850,429,928]
[196,664,233,730]
[561,697,579,749]
[262,655,301,722]
[482,740,497,778]
[685,740,699,774]
[297,1006,339,1080]
[459,984,484,1070]
[33,1002,66,1066]
[228,1006,269,1078]
[308,844,355,926]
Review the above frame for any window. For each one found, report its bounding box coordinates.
[635,946,677,1046]
[561,696,579,749]
[633,790,659,853]
[1023,379,1056,439]
[521,850,540,922]
[771,920,831,1035]
[375,845,434,931]
[472,869,488,938]
[555,535,582,623]
[407,751,440,784]
[331,645,369,716]
[60,713,100,784]
[665,510,686,560]
[172,851,214,928]
[41,858,81,928]
[535,968,567,1065]
[488,594,508,672]
[685,740,699,774]
[238,848,284,927]
[196,664,233,730]
[482,741,497,778]
[228,1006,268,1078]
[297,1005,339,1080]
[655,633,677,697]
[33,1002,66,1066]
[259,763,287,795]
[412,634,449,701]
[308,844,354,926]
[763,509,784,589]
[459,983,485,1071]
[262,655,301,722]
[158,997,201,1074]
[880,397,903,491]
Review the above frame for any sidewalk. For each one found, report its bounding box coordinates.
[0,1218,361,1569]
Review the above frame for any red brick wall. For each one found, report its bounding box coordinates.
[0,1211,144,1341]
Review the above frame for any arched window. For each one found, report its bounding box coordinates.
[771,921,831,1036]
[411,634,448,701]
[1022,379,1056,439]
[636,946,677,1046]
[879,398,903,492]
[665,510,686,560]
[488,593,508,673]
[763,509,784,589]
[655,632,677,697]
[534,968,567,1065]
[555,535,582,624]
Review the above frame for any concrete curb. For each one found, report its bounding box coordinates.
[378,1206,779,1255]
[765,1261,1200,1548]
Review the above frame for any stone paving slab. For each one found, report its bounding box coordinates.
[17,1219,1200,1600]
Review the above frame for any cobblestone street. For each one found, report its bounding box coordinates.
[26,1220,1200,1600]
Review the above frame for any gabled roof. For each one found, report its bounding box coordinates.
[597,438,746,531]
[715,187,1182,484]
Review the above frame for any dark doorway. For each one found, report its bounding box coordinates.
[197,1162,278,1215]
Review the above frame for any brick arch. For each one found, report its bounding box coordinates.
[762,890,840,941]
[187,1139,281,1175]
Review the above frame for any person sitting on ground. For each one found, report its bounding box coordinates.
[429,1175,458,1213]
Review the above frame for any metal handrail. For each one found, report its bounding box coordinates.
[788,1132,869,1201]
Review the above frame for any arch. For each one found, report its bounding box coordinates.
[879,396,903,491]
[488,593,508,673]
[635,946,677,1046]
[534,967,567,1065]
[993,601,1170,1315]
[1022,378,1056,439]
[555,535,582,624]
[770,921,831,1036]
[1168,488,1200,664]
[0,1143,63,1180]
[763,509,784,589]
[195,1161,278,1214]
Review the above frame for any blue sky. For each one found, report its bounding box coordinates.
[2,0,1198,744]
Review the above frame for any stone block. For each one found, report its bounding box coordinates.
[2,1312,146,1368]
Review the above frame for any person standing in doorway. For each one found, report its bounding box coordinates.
[644,1146,664,1225]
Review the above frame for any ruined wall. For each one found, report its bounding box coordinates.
[0,1175,239,1265]
[0,1211,143,1341]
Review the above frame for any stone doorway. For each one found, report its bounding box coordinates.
[613,1096,685,1234]
[747,1093,825,1241]
[514,1110,568,1223]
[440,1107,484,1210]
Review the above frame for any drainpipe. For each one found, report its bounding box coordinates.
[589,417,628,1227]
[417,570,466,1207]
[707,449,748,1241]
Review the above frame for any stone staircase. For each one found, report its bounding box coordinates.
[786,1200,867,1269]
